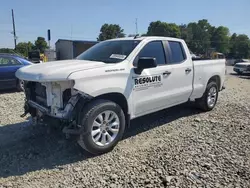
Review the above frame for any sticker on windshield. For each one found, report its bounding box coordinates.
[110,54,127,60]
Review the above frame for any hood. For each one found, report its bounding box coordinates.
[16,59,110,82]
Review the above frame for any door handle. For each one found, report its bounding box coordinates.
[163,71,171,76]
[185,68,192,73]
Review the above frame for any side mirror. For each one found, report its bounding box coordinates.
[134,57,157,74]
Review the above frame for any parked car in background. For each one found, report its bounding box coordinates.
[234,60,250,75]
[0,53,33,91]
[234,59,249,65]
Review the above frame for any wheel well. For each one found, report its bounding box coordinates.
[208,75,221,89]
[94,93,128,115]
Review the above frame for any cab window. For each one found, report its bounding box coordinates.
[137,41,166,65]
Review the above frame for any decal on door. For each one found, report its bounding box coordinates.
[133,74,162,91]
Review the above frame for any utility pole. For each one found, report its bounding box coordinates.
[135,18,138,35]
[70,24,73,40]
[47,29,51,49]
[11,9,17,49]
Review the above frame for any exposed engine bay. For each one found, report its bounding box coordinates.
[22,81,91,128]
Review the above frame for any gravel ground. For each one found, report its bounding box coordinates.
[0,67,250,188]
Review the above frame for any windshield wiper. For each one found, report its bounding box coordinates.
[77,58,118,64]
[83,58,104,62]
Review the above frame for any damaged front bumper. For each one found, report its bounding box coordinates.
[26,94,81,120]
[21,81,90,124]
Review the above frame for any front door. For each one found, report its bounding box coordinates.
[132,40,171,116]
[132,40,193,117]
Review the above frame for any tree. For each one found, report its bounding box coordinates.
[235,34,250,58]
[179,24,188,41]
[147,21,180,38]
[97,24,125,41]
[211,26,230,54]
[187,19,212,54]
[229,33,238,58]
[16,42,34,57]
[140,19,250,58]
[34,37,48,53]
[0,48,14,54]
[228,34,250,58]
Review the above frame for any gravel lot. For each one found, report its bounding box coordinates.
[0,67,250,188]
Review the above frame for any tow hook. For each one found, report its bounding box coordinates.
[20,112,28,118]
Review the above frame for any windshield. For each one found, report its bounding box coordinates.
[76,40,141,63]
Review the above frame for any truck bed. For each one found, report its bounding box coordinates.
[190,59,226,100]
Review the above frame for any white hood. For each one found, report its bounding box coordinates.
[16,59,110,82]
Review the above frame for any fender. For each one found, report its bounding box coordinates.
[69,67,133,114]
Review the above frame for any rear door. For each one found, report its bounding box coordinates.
[163,40,193,103]
[0,56,23,89]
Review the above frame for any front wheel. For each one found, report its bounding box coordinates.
[77,99,126,155]
[195,81,218,111]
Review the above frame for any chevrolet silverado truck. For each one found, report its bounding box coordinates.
[16,36,226,155]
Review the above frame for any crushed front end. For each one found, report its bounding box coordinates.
[22,80,85,128]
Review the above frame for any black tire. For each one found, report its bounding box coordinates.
[16,79,24,92]
[195,81,218,111]
[77,99,126,155]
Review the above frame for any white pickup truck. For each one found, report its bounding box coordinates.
[16,36,226,155]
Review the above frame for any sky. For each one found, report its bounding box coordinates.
[0,0,250,49]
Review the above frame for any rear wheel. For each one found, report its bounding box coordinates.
[195,81,218,111]
[77,99,126,155]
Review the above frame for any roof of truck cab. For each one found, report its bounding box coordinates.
[107,36,185,42]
